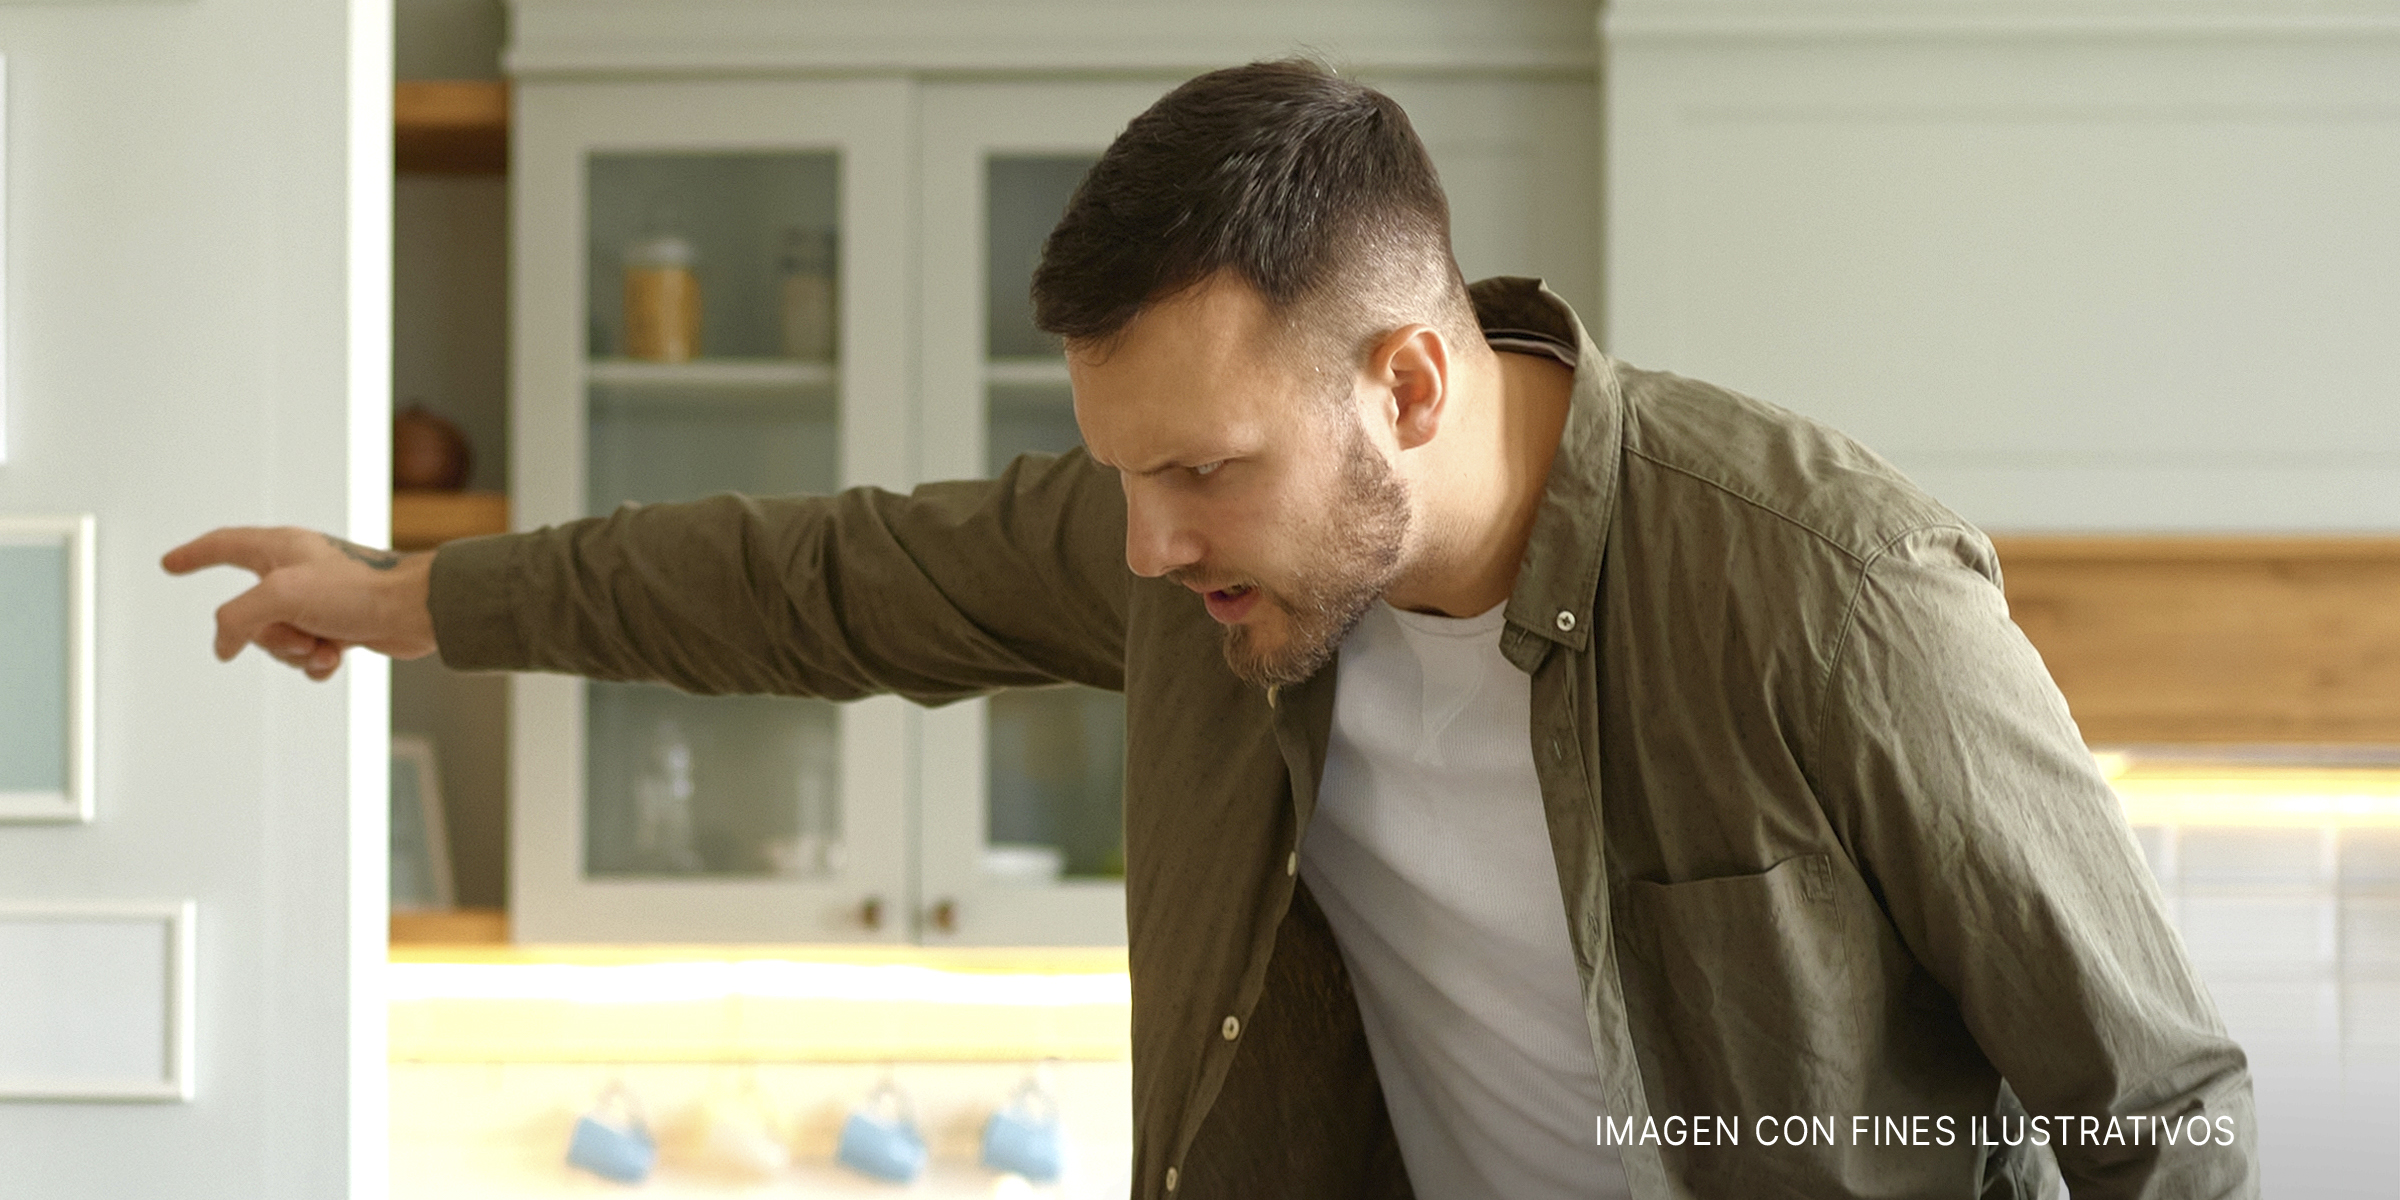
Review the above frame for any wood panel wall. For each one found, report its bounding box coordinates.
[1991,537,2400,745]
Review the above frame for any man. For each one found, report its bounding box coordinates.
[167,60,2255,1198]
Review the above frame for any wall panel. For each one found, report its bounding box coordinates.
[1607,1,2400,530]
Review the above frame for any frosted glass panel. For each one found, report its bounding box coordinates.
[0,542,69,794]
[987,383,1081,477]
[585,684,843,878]
[985,156,1092,358]
[982,153,1123,882]
[587,153,839,360]
[587,385,838,511]
[989,688,1126,878]
[581,150,847,881]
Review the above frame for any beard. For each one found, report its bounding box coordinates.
[1202,411,1410,689]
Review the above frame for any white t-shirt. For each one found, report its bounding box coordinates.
[1300,600,1630,1198]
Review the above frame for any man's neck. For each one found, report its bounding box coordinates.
[1386,347,1574,618]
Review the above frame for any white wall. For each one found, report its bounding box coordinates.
[1606,0,2400,533]
[0,0,389,1195]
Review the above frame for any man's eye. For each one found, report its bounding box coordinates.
[1190,461,1225,478]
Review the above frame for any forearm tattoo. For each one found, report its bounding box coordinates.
[325,534,402,571]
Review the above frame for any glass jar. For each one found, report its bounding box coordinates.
[623,231,702,362]
[777,228,838,361]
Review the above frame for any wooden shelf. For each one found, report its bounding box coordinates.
[396,80,508,175]
[1992,535,2400,745]
[390,906,509,946]
[587,357,836,390]
[393,489,509,551]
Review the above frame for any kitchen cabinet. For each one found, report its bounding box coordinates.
[504,0,1600,946]
[914,80,1171,947]
[511,78,917,943]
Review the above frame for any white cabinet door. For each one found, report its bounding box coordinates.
[1603,6,2400,530]
[511,79,914,942]
[914,80,1182,946]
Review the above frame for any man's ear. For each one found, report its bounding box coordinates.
[1371,324,1449,452]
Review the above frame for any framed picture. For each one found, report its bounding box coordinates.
[391,734,456,911]
[0,515,95,823]
[0,900,196,1102]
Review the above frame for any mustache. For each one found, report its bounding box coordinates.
[1166,567,1257,595]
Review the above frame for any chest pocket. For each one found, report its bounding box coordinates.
[1624,853,1884,1110]
[1616,851,1996,1195]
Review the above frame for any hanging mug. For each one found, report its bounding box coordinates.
[836,1074,927,1183]
[696,1065,790,1180]
[566,1080,657,1184]
[981,1066,1065,1183]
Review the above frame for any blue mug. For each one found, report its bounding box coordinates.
[981,1071,1065,1183]
[837,1078,927,1183]
[566,1082,657,1184]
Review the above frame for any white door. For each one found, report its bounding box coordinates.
[0,0,390,1195]
[510,79,916,942]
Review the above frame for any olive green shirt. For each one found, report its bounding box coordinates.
[432,278,2257,1199]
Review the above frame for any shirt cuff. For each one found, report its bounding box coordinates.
[428,532,528,672]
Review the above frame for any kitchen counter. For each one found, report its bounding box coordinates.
[394,1059,1132,1199]
[390,947,1133,1197]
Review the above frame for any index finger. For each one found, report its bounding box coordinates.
[162,526,285,577]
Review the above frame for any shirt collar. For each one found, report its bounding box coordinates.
[1467,277,1625,661]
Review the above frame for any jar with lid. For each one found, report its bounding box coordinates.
[777,228,838,362]
[623,229,702,362]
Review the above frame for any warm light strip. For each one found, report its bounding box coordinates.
[2115,790,2400,828]
[2095,751,2400,827]
[386,959,1131,1006]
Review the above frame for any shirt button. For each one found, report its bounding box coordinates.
[1286,850,1298,876]
[1221,1015,1241,1040]
[1555,610,1577,632]
[1165,1165,1180,1191]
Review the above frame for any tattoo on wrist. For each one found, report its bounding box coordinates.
[325,534,402,572]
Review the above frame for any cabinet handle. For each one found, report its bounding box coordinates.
[929,899,958,934]
[859,896,884,931]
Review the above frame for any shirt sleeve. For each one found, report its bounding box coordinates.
[424,447,1131,703]
[1810,525,2258,1199]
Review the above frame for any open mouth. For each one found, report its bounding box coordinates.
[1201,582,1261,624]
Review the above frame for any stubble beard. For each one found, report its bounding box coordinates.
[1218,414,1411,690]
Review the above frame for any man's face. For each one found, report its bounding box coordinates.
[1070,277,1411,688]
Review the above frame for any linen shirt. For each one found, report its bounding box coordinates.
[431,278,2258,1199]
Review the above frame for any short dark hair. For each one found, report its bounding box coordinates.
[1030,58,1479,370]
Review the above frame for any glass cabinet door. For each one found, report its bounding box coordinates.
[917,82,1176,945]
[512,80,914,942]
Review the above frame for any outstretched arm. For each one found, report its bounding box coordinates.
[427,451,1131,703]
[163,448,1133,699]
[161,527,438,680]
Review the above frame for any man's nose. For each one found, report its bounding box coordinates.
[1123,484,1202,580]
